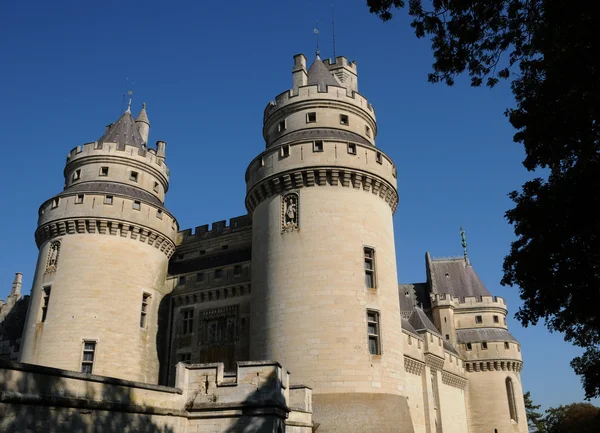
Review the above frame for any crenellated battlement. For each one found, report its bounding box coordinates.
[430,292,507,309]
[65,141,170,179]
[178,215,251,243]
[264,85,374,122]
[323,56,357,70]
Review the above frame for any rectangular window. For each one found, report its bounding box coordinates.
[481,341,488,350]
[181,309,194,335]
[153,182,160,193]
[340,114,349,125]
[475,315,483,324]
[445,334,450,340]
[281,145,290,157]
[99,166,109,176]
[41,286,51,322]
[73,169,81,181]
[365,125,371,137]
[306,112,317,123]
[140,292,151,328]
[81,341,96,374]
[278,120,286,132]
[177,352,192,364]
[234,265,242,276]
[466,343,472,350]
[129,171,138,182]
[313,140,323,152]
[133,200,141,210]
[367,310,381,355]
[348,143,357,155]
[178,276,186,286]
[52,198,60,209]
[504,342,510,349]
[221,245,228,250]
[75,194,84,204]
[376,152,383,164]
[156,209,163,219]
[104,195,113,205]
[215,269,223,279]
[493,315,499,323]
[364,247,376,288]
[196,272,204,283]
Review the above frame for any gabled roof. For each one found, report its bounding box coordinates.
[428,254,492,298]
[408,308,441,336]
[307,56,340,90]
[98,111,145,148]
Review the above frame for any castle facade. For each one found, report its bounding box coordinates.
[0,53,528,433]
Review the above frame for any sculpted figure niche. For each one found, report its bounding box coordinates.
[281,192,299,232]
[45,240,60,273]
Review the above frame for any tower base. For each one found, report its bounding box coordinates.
[312,393,415,433]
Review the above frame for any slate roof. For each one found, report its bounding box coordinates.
[401,318,419,336]
[135,103,150,125]
[98,111,145,148]
[273,128,372,147]
[307,56,340,90]
[408,308,441,336]
[60,182,163,207]
[443,340,459,356]
[429,257,492,298]
[456,328,518,343]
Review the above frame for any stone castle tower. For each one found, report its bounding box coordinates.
[19,103,178,384]
[245,54,411,431]
[1,52,532,433]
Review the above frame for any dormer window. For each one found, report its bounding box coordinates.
[100,167,109,176]
[129,171,139,182]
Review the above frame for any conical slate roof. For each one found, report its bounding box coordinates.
[307,56,339,90]
[135,103,150,125]
[98,111,145,148]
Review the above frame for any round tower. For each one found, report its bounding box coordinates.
[246,54,412,431]
[19,104,178,384]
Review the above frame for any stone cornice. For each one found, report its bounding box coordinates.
[464,360,523,373]
[35,217,176,258]
[245,166,399,214]
[441,371,468,389]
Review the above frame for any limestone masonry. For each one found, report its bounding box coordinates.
[0,53,528,433]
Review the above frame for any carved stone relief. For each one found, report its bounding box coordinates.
[281,192,299,232]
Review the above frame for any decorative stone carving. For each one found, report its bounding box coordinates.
[199,305,238,347]
[281,192,299,232]
[45,240,60,273]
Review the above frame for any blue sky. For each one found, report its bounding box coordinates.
[0,0,593,410]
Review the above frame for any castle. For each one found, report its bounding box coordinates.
[0,53,528,433]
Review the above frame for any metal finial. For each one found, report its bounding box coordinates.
[142,102,146,109]
[126,90,133,113]
[332,4,337,59]
[460,226,469,264]
[314,25,320,57]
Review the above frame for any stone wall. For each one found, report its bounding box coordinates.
[0,359,312,433]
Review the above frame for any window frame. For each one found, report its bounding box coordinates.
[367,309,382,355]
[140,292,151,328]
[347,142,357,155]
[475,315,483,324]
[180,308,194,335]
[364,247,376,289]
[129,171,139,182]
[81,340,97,374]
[99,166,109,176]
[313,140,323,152]
[340,114,349,126]
[41,286,51,322]
[306,112,317,123]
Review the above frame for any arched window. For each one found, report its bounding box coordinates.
[506,377,518,422]
[46,240,60,272]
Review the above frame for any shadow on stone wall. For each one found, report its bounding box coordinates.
[0,297,29,361]
[0,361,176,433]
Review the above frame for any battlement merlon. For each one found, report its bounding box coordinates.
[65,140,170,180]
[177,215,251,243]
[430,292,508,311]
[323,56,358,92]
[264,85,375,122]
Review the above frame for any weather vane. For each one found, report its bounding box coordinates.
[460,226,469,264]
[314,23,320,57]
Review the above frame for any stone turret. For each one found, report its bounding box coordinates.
[246,54,408,432]
[427,254,528,433]
[135,103,150,145]
[19,105,178,384]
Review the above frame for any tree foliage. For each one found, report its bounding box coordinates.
[545,403,600,433]
[367,0,600,398]
[525,391,546,433]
